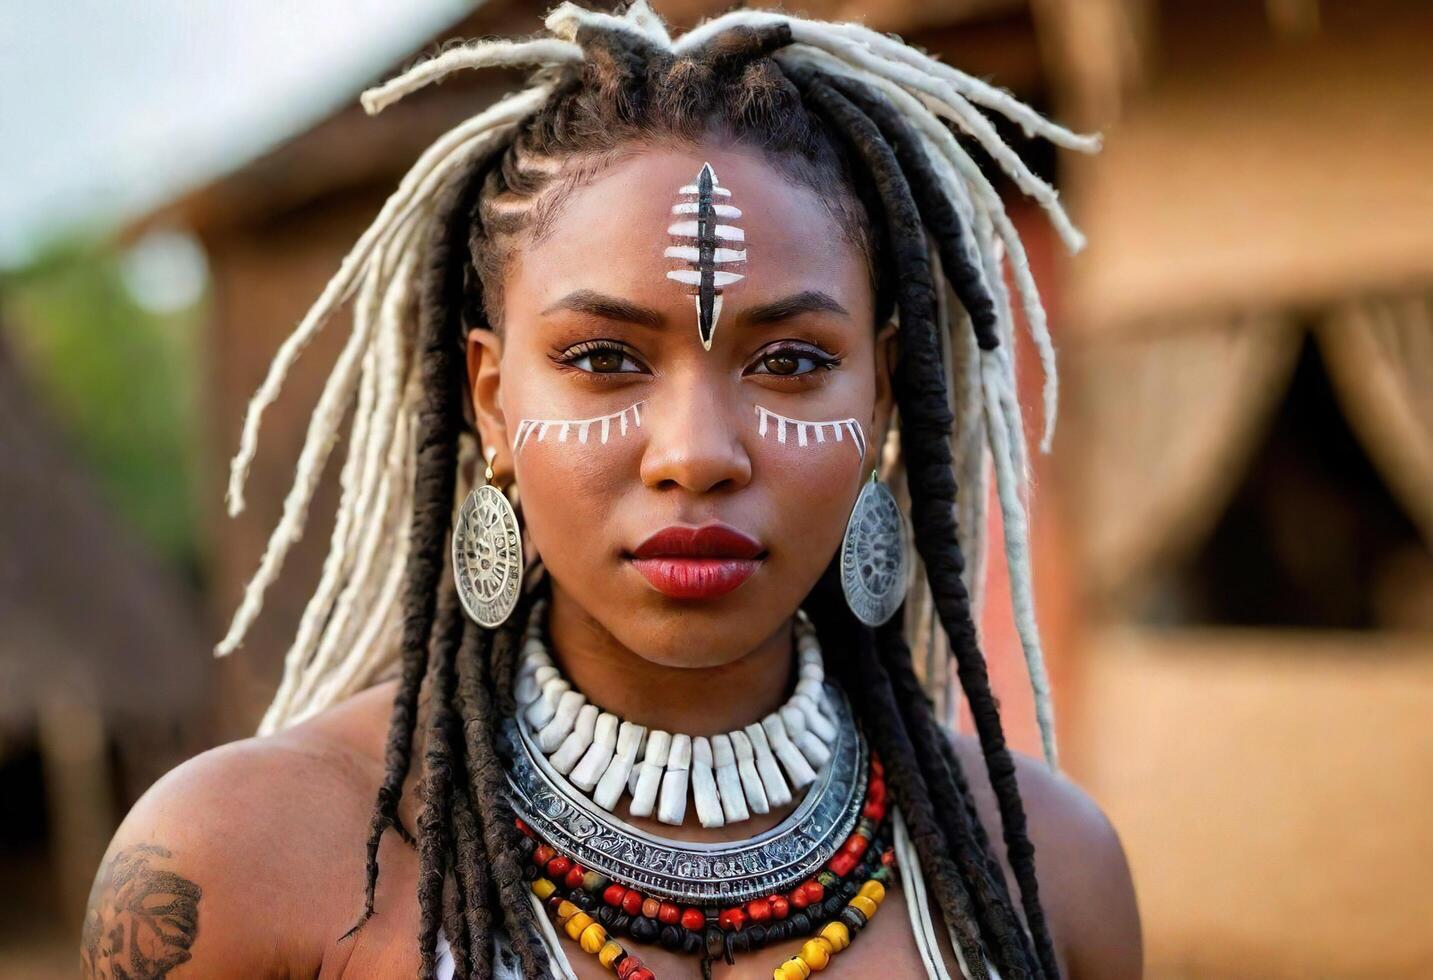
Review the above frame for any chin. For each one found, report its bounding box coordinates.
[612,604,775,670]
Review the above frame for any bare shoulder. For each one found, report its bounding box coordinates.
[947,730,1143,980]
[82,683,399,979]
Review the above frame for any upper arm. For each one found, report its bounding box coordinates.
[948,733,1143,980]
[81,737,367,979]
[1022,764,1142,980]
[82,841,206,979]
[1076,814,1142,980]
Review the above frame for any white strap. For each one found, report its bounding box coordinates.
[893,806,1004,980]
[527,892,581,980]
[893,806,960,980]
[435,927,456,980]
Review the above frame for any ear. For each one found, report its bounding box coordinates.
[868,319,900,470]
[466,328,512,478]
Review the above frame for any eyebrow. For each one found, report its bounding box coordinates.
[539,288,850,329]
[740,290,850,324]
[541,289,664,327]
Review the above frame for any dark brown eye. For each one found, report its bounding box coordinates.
[558,342,645,375]
[588,350,626,373]
[748,345,839,378]
[762,351,800,375]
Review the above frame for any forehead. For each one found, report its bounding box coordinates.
[506,145,870,316]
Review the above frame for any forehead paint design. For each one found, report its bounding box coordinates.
[754,405,867,462]
[513,400,645,455]
[665,162,747,352]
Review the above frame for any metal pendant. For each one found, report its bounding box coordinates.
[452,482,523,627]
[840,472,911,627]
[501,684,867,904]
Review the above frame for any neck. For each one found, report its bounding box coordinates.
[543,584,794,736]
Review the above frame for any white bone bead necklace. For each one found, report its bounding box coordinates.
[512,599,843,828]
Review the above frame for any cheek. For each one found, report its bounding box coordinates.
[752,427,868,560]
[509,433,645,572]
[516,443,635,514]
[502,386,648,554]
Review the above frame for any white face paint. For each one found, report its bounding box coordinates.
[664,162,747,352]
[754,405,867,462]
[513,401,645,455]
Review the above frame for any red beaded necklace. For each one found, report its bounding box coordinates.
[517,753,895,979]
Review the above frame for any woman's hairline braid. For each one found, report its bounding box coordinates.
[432,143,557,976]
[473,141,884,337]
[409,153,515,974]
[821,73,999,352]
[463,31,889,335]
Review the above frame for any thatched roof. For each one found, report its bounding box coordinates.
[0,330,208,731]
[1064,3,1433,333]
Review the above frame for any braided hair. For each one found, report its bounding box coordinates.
[215,4,1099,977]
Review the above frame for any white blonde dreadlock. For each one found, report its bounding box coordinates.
[221,0,1096,766]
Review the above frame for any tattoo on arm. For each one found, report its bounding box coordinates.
[82,844,202,979]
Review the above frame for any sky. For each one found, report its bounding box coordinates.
[0,0,477,267]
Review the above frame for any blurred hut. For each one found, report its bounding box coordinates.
[1040,0,1433,976]
[0,327,209,960]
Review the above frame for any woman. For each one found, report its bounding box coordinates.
[83,3,1140,978]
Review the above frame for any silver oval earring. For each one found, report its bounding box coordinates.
[453,445,524,627]
[840,470,911,626]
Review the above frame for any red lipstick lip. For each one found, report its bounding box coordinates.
[630,524,765,560]
[628,524,766,600]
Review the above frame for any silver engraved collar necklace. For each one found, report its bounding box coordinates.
[513,600,844,829]
[497,603,867,903]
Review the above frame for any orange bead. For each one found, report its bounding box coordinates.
[848,895,878,919]
[598,939,624,967]
[800,938,832,970]
[564,911,594,940]
[858,880,886,905]
[819,921,850,952]
[579,921,607,954]
[775,958,812,980]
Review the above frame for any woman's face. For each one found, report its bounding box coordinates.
[468,145,896,667]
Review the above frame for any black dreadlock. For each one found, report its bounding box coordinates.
[344,19,1061,980]
[787,68,1060,978]
[338,118,477,942]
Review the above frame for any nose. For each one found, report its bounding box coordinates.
[639,380,752,494]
